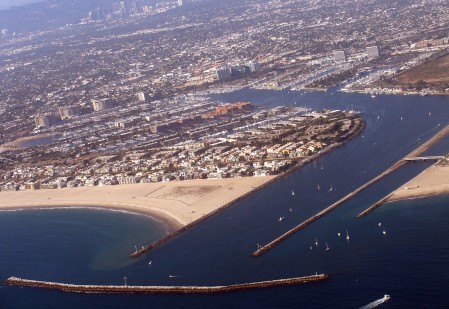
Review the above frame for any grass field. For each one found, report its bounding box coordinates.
[396,53,449,86]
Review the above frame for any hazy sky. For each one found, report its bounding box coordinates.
[0,0,42,10]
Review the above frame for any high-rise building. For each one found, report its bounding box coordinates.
[59,106,81,120]
[247,60,260,73]
[120,1,127,15]
[366,46,379,58]
[112,2,121,13]
[216,66,232,81]
[34,115,50,128]
[137,92,148,102]
[95,7,104,20]
[131,1,139,15]
[333,50,347,62]
[92,98,112,111]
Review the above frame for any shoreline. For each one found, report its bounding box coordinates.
[0,132,61,152]
[0,204,183,232]
[0,117,366,257]
[0,177,276,231]
[386,162,449,203]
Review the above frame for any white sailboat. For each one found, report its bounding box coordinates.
[328,184,333,192]
[315,237,319,246]
[346,229,350,241]
[291,190,295,196]
[325,242,330,251]
[279,217,284,222]
[317,184,320,190]
[337,232,341,237]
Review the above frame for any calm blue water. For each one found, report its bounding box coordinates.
[1,90,449,308]
[20,134,60,147]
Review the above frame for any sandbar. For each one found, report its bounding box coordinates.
[387,162,449,202]
[0,176,276,230]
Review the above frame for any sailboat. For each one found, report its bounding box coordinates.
[315,237,319,246]
[328,184,333,192]
[279,217,284,222]
[317,184,320,190]
[291,190,295,196]
[346,229,350,241]
[325,242,330,251]
[337,232,341,237]
[383,229,387,235]
[289,208,293,212]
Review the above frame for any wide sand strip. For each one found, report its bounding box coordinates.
[388,163,449,202]
[0,177,276,229]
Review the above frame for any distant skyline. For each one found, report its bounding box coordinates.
[0,0,42,11]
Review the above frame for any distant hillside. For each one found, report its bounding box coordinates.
[0,0,157,33]
[0,0,43,11]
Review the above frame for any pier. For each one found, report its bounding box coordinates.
[4,274,329,294]
[252,122,449,257]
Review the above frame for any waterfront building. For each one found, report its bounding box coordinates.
[34,115,50,128]
[58,106,80,120]
[92,98,112,111]
[216,66,232,81]
[248,60,260,73]
[366,46,379,58]
[178,0,183,6]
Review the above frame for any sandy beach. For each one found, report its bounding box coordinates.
[0,176,276,229]
[387,162,449,202]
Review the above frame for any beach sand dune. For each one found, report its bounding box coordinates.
[388,163,449,202]
[0,177,276,230]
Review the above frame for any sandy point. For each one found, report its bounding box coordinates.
[387,163,449,203]
[0,176,276,229]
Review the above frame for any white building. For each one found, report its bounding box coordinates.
[366,46,379,58]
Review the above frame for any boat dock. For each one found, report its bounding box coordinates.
[252,123,449,257]
[4,274,329,294]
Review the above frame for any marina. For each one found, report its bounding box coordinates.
[2,89,449,308]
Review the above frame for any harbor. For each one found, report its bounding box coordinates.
[252,122,449,257]
[2,89,449,308]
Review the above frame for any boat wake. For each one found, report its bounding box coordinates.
[359,294,390,309]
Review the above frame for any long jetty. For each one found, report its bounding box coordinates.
[4,274,329,294]
[252,122,449,257]
[356,123,449,218]
[131,117,366,258]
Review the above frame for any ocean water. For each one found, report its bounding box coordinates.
[1,90,449,308]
